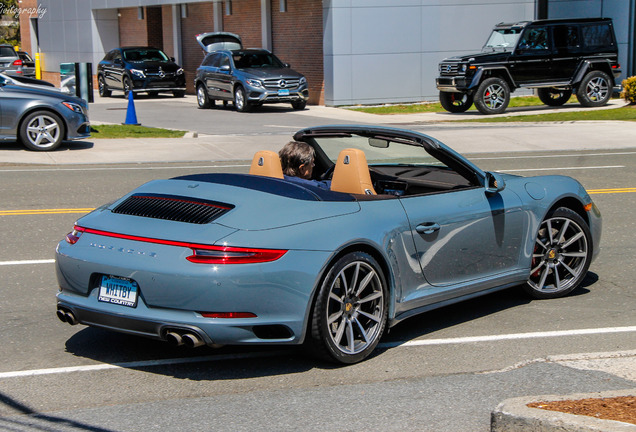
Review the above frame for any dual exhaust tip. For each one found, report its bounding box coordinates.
[56,308,78,325]
[165,330,205,348]
[56,308,207,349]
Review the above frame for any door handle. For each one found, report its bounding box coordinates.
[416,223,440,235]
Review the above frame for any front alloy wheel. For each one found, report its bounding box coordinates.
[19,111,65,151]
[474,77,510,114]
[525,207,592,299]
[308,252,388,364]
[439,91,473,113]
[234,86,250,112]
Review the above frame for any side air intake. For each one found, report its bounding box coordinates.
[112,193,233,224]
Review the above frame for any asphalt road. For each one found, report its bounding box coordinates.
[1,146,635,431]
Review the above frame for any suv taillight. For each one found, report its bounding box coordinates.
[12,59,22,66]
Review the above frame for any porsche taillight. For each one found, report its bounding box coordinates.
[186,246,287,264]
[65,226,86,244]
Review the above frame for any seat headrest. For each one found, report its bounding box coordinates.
[249,150,284,179]
[330,148,376,195]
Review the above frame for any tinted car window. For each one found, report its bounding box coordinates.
[219,54,230,69]
[517,27,549,50]
[233,52,284,69]
[0,46,16,56]
[201,53,215,67]
[581,23,613,50]
[123,48,169,62]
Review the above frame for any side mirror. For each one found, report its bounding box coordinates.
[220,64,231,72]
[170,57,175,62]
[485,172,506,194]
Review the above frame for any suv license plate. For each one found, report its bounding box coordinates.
[277,89,290,96]
[98,275,138,308]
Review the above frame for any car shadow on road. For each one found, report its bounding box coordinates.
[60,272,598,380]
[0,140,94,152]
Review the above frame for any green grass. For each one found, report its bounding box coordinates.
[461,104,636,123]
[90,124,186,139]
[347,95,561,115]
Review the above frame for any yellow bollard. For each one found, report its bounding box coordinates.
[35,52,42,80]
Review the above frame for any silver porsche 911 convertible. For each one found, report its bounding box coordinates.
[55,125,601,364]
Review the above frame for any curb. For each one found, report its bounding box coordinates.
[491,389,636,432]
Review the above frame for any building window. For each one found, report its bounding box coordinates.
[225,1,232,16]
[137,7,144,20]
[280,0,287,13]
[181,4,187,18]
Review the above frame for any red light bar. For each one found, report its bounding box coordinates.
[12,59,22,66]
[70,225,287,264]
[199,312,257,318]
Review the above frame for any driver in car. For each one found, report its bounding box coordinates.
[279,141,331,190]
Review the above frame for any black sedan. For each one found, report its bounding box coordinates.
[97,47,186,98]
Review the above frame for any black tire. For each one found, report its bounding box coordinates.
[291,100,307,110]
[307,252,388,364]
[196,84,211,109]
[234,86,251,112]
[122,76,132,97]
[576,71,612,107]
[19,110,66,151]
[524,207,593,299]
[173,90,185,98]
[474,77,510,115]
[439,91,473,113]
[98,75,111,97]
[537,88,572,106]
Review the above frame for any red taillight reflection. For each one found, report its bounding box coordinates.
[65,226,86,244]
[199,312,257,318]
[68,225,287,264]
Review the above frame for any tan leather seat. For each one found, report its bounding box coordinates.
[249,150,284,179]
[330,148,376,195]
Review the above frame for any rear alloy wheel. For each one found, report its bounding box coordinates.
[439,91,473,113]
[19,110,65,151]
[98,75,111,97]
[525,207,592,299]
[537,88,572,106]
[576,71,611,107]
[308,252,388,364]
[234,86,251,112]
[196,84,211,109]
[474,77,510,114]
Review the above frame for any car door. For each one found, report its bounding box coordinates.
[213,53,234,100]
[399,184,525,288]
[104,51,125,89]
[200,53,221,98]
[509,26,553,84]
[551,24,581,82]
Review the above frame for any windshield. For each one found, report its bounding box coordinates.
[233,52,285,69]
[483,28,522,51]
[123,49,170,62]
[313,135,446,167]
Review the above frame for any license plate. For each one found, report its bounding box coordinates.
[277,89,290,96]
[98,275,138,308]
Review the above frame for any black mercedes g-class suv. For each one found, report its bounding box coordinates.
[436,18,621,114]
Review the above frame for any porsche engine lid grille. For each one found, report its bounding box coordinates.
[112,193,233,224]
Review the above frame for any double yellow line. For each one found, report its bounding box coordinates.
[0,188,634,217]
[0,208,95,216]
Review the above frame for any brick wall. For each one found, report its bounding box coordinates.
[119,8,148,46]
[162,5,174,57]
[271,0,324,105]
[18,0,38,55]
[223,1,262,48]
[146,7,164,49]
[180,2,216,93]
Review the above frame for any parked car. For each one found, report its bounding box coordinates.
[0,44,24,77]
[55,125,600,364]
[17,51,35,77]
[194,47,309,112]
[97,47,186,98]
[0,73,90,151]
[436,18,621,114]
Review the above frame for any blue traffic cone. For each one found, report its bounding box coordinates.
[123,90,140,125]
